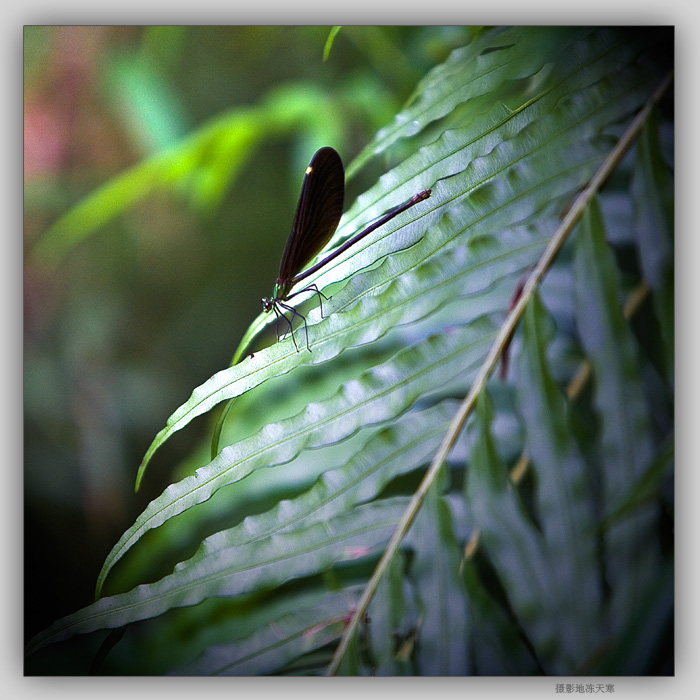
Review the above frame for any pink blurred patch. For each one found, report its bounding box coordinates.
[24,105,68,179]
[344,545,371,560]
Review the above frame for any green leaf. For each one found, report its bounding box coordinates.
[517,294,603,672]
[408,472,469,675]
[144,26,666,486]
[104,324,498,595]
[175,586,367,675]
[467,384,590,675]
[349,27,585,176]
[27,498,408,656]
[461,554,540,674]
[369,551,416,675]
[33,108,260,265]
[604,434,673,528]
[586,560,673,675]
[574,196,665,642]
[463,393,541,675]
[631,107,674,382]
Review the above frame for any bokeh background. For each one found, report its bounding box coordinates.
[24,26,469,640]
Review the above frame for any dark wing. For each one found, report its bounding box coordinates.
[278,146,345,283]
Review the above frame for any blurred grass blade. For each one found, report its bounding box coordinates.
[323,26,342,61]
